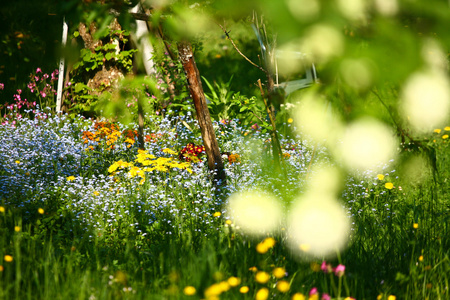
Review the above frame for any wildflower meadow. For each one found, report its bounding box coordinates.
[1,1,449,300]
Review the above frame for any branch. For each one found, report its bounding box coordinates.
[218,24,268,75]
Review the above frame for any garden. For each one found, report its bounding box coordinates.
[0,1,449,300]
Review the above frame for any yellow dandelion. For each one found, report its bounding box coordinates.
[14,226,20,232]
[419,255,424,262]
[225,219,232,225]
[413,223,419,229]
[227,276,241,287]
[385,182,394,189]
[255,271,270,284]
[4,255,13,262]
[292,293,306,300]
[445,126,450,131]
[67,176,76,181]
[442,134,449,139]
[213,212,221,217]
[377,294,383,300]
[256,288,269,300]
[204,283,222,297]
[434,128,442,134]
[38,208,44,214]
[272,267,286,279]
[0,265,4,272]
[377,174,385,180]
[263,237,276,248]
[0,206,5,213]
[256,243,269,254]
[183,286,196,296]
[276,280,290,293]
[93,191,100,196]
[249,266,258,272]
[239,286,249,294]
[288,118,294,123]
[15,160,21,164]
[387,295,396,300]
[310,262,321,272]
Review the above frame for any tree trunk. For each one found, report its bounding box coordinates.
[177,41,226,185]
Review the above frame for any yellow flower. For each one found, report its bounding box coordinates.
[227,276,241,287]
[4,255,13,262]
[256,288,269,300]
[442,134,449,139]
[385,182,394,189]
[292,293,306,300]
[183,286,196,296]
[273,267,286,279]
[288,118,294,123]
[0,265,3,272]
[249,266,258,272]
[67,176,76,181]
[256,243,269,254]
[276,280,290,293]
[377,294,383,300]
[434,128,442,134]
[419,255,423,261]
[0,206,5,213]
[38,208,44,214]
[239,286,249,293]
[377,174,385,180]
[225,220,232,225]
[213,212,221,217]
[204,283,222,297]
[93,191,100,196]
[445,126,450,131]
[218,281,230,292]
[255,271,270,284]
[413,223,419,229]
[162,148,177,155]
[263,237,276,248]
[387,295,396,300]
[15,160,21,164]
[14,226,20,232]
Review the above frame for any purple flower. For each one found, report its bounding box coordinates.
[334,264,346,277]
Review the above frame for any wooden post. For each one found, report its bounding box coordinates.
[177,41,226,185]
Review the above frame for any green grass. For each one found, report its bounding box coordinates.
[0,113,449,300]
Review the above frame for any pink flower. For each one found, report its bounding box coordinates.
[0,83,4,90]
[321,261,332,273]
[36,68,42,73]
[40,91,47,98]
[321,293,331,300]
[334,264,345,277]
[309,287,318,296]
[251,123,259,130]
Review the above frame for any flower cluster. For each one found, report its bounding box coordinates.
[82,121,137,151]
[108,148,193,184]
[179,143,205,162]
